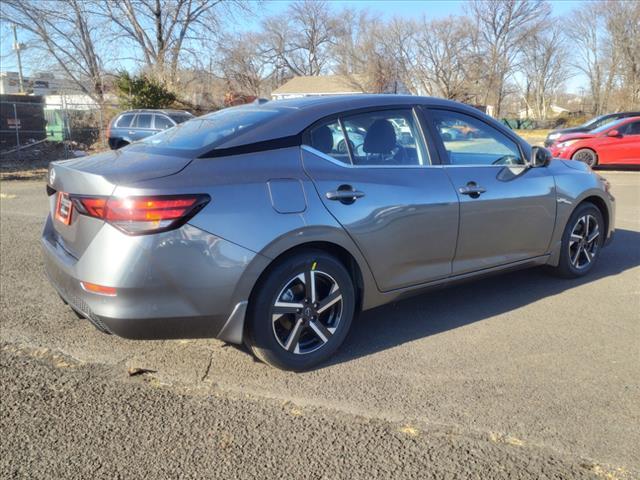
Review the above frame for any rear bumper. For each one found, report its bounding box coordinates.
[42,215,261,342]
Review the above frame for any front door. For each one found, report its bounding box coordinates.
[426,107,556,275]
[301,107,459,292]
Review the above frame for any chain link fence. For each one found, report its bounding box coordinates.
[1,98,119,163]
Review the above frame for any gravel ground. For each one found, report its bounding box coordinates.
[1,171,638,479]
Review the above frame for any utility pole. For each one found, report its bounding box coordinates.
[12,24,25,93]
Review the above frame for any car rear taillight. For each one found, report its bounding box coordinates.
[72,194,210,235]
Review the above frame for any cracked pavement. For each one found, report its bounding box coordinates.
[1,171,639,479]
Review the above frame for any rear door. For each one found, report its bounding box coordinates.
[131,113,154,141]
[301,107,459,292]
[424,107,556,275]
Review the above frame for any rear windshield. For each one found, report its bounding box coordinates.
[141,107,284,150]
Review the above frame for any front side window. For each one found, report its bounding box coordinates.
[154,115,174,130]
[620,121,640,135]
[431,110,524,166]
[135,114,153,129]
[308,109,429,167]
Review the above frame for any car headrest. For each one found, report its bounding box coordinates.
[311,125,333,154]
[364,119,396,154]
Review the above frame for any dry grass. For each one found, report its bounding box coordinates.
[514,129,551,146]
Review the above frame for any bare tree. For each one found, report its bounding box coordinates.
[412,16,475,100]
[216,32,273,97]
[261,0,341,77]
[470,0,550,116]
[605,0,640,109]
[1,0,106,102]
[518,23,571,119]
[98,0,246,84]
[567,2,619,115]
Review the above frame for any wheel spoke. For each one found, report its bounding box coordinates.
[583,247,592,263]
[570,233,583,244]
[309,320,332,343]
[284,318,304,352]
[570,246,581,266]
[587,227,600,243]
[273,302,303,316]
[317,289,342,314]
[310,270,317,303]
[303,270,312,301]
[584,215,590,234]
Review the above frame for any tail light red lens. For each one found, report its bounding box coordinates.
[72,194,210,235]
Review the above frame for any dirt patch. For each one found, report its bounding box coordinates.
[0,141,107,181]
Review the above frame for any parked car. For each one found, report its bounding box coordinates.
[549,116,640,167]
[43,95,615,371]
[107,109,194,149]
[545,111,640,146]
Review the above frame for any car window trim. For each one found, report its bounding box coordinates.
[423,105,528,167]
[303,105,435,169]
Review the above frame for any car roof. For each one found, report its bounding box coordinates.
[119,109,192,115]
[216,94,488,149]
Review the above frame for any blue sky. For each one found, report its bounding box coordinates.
[2,0,587,90]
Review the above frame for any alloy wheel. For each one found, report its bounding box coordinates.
[271,269,343,355]
[568,214,600,269]
[573,149,597,167]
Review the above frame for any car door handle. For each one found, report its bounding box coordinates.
[458,184,486,197]
[326,186,365,204]
[128,131,137,135]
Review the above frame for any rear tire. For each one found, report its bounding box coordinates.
[550,202,604,278]
[572,148,598,167]
[245,250,355,371]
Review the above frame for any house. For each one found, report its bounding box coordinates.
[271,74,403,100]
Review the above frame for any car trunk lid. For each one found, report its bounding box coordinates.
[47,148,193,258]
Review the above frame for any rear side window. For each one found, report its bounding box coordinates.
[430,110,524,166]
[135,114,153,129]
[154,115,174,130]
[141,106,284,150]
[308,109,429,166]
[116,114,135,128]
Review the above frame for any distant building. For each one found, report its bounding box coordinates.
[271,74,404,100]
[0,71,81,96]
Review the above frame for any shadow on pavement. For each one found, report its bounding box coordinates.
[329,228,640,367]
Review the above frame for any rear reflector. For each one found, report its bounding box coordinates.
[72,194,210,235]
[80,281,117,297]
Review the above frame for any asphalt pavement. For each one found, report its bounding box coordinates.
[1,171,638,479]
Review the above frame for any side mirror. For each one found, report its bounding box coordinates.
[607,129,622,138]
[530,146,552,168]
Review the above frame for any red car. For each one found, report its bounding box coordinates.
[549,116,640,167]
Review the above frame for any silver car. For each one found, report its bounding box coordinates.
[42,95,615,371]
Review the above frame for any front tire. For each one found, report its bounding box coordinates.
[550,202,604,278]
[245,250,355,371]
[572,148,598,167]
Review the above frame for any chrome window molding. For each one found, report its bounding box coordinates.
[301,145,441,169]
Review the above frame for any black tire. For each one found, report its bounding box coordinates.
[550,202,604,278]
[572,148,598,167]
[245,249,355,371]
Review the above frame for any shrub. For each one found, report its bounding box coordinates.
[115,72,177,110]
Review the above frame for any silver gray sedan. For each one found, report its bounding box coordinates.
[42,95,615,370]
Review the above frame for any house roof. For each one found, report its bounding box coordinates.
[271,75,368,96]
